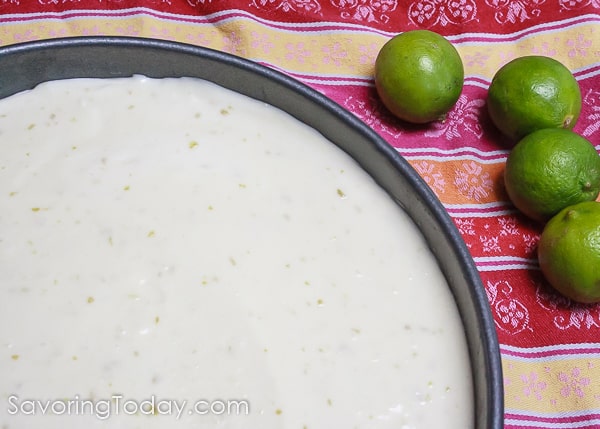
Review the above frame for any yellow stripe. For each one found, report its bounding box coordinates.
[1,16,597,80]
[503,356,600,413]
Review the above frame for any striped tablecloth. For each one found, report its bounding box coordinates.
[1,1,599,427]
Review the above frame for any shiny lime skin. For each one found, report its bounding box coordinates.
[538,201,600,304]
[504,129,600,223]
[374,30,464,124]
[487,55,582,141]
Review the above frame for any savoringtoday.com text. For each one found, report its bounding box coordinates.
[6,394,250,420]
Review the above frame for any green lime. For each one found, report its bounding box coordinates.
[487,55,582,141]
[504,129,600,223]
[538,201,600,304]
[374,29,464,124]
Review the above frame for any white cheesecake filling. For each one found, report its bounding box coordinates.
[0,76,473,428]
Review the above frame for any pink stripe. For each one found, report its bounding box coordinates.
[476,259,533,266]
[2,9,146,22]
[466,76,490,86]
[265,64,374,85]
[447,206,512,214]
[1,8,229,24]
[454,14,600,44]
[573,64,600,78]
[195,10,377,31]
[3,8,598,38]
[501,347,600,359]
[0,8,383,33]
[506,412,600,424]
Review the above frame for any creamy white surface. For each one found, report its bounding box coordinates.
[0,76,473,428]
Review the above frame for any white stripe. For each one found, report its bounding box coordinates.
[464,79,490,89]
[502,342,600,354]
[474,257,538,269]
[399,146,510,158]
[476,256,536,263]
[507,409,600,418]
[468,63,600,87]
[445,205,516,217]
[403,153,506,164]
[449,209,516,218]
[574,66,600,81]
[449,14,600,43]
[467,75,493,85]
[476,263,539,271]
[444,202,511,210]
[282,76,374,87]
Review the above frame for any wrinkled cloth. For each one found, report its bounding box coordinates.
[1,1,599,427]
